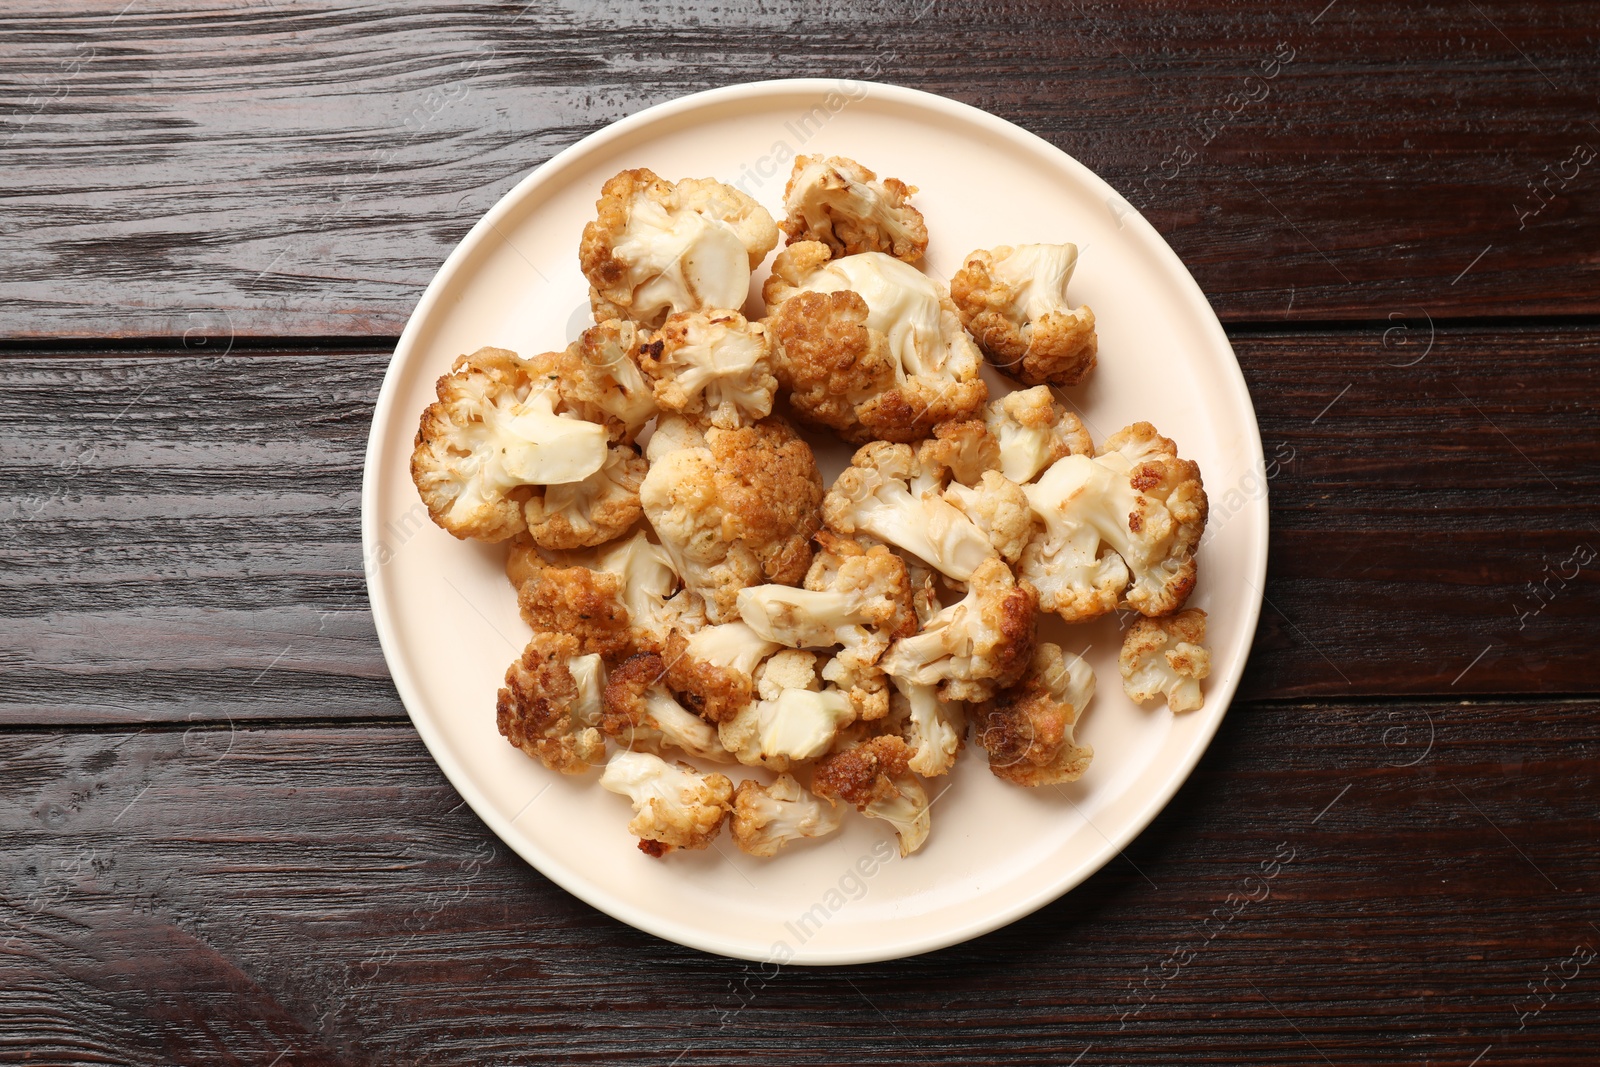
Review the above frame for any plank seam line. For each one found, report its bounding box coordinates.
[4,312,1600,357]
[3,692,1598,735]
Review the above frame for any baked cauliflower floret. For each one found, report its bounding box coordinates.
[411,346,610,542]
[950,243,1098,387]
[779,155,929,263]
[820,652,892,722]
[640,416,824,621]
[887,675,966,778]
[522,443,648,550]
[942,470,1034,565]
[975,642,1095,786]
[736,531,917,669]
[731,773,845,858]
[763,289,896,442]
[1019,422,1207,621]
[878,557,1037,703]
[599,750,733,856]
[661,621,782,724]
[601,652,732,762]
[496,632,607,774]
[765,243,987,442]
[580,168,778,328]
[823,441,996,582]
[983,386,1093,484]
[915,419,1002,487]
[507,531,694,660]
[812,734,931,857]
[637,309,777,429]
[1119,608,1210,713]
[717,650,857,770]
[556,319,659,442]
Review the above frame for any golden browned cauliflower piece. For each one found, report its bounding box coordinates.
[496,632,607,774]
[506,531,697,662]
[553,319,659,442]
[521,444,648,550]
[824,440,1013,582]
[915,419,1001,487]
[820,651,892,723]
[812,734,931,856]
[941,470,1034,566]
[600,651,732,763]
[735,530,917,672]
[717,649,858,771]
[878,556,1037,702]
[599,750,733,855]
[885,675,966,778]
[411,346,617,543]
[974,642,1095,786]
[1019,422,1208,621]
[764,242,987,442]
[639,415,824,622]
[779,155,928,263]
[580,168,778,328]
[983,386,1093,484]
[731,773,845,858]
[950,243,1098,387]
[660,621,782,724]
[1119,608,1210,713]
[637,309,776,428]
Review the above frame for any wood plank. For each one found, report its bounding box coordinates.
[1238,323,1600,699]
[2,325,1596,725]
[2,701,1596,1062]
[1,1,1598,338]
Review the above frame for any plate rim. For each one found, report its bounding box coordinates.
[361,77,1269,965]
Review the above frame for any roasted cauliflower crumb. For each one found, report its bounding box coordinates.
[983,386,1093,484]
[1119,608,1210,713]
[411,346,611,543]
[599,750,733,855]
[779,155,929,263]
[580,168,778,328]
[765,243,987,442]
[640,415,824,621]
[731,773,845,858]
[950,243,1098,387]
[496,632,607,774]
[637,309,777,429]
[661,621,781,724]
[975,642,1095,786]
[812,734,931,856]
[601,651,732,762]
[1019,421,1207,621]
[879,556,1038,702]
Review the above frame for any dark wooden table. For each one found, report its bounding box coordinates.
[4,2,1598,1063]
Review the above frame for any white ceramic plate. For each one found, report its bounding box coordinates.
[362,79,1268,965]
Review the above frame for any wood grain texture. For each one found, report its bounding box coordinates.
[2,1,1598,339]
[3,326,1595,725]
[3,699,1597,1064]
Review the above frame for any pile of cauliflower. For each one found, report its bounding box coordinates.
[410,156,1213,862]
